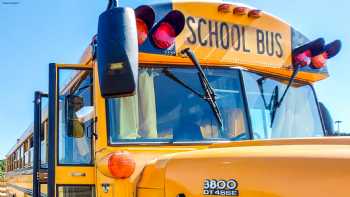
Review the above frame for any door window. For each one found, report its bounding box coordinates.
[58,70,94,165]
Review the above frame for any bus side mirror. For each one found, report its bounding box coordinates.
[65,95,85,138]
[97,7,138,98]
[318,102,335,136]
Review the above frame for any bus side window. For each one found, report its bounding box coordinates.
[23,140,28,167]
[29,136,33,166]
[40,120,48,168]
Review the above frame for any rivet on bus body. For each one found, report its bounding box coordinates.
[102,183,110,193]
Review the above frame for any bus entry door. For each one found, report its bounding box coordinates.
[48,63,96,197]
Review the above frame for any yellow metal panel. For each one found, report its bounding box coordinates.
[163,142,350,197]
[137,188,164,197]
[94,146,207,197]
[55,166,95,185]
[94,61,108,151]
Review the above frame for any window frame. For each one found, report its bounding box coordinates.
[241,70,326,139]
[57,69,94,166]
[105,65,253,146]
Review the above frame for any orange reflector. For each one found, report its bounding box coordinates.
[108,151,135,179]
[248,9,262,18]
[218,4,231,13]
[233,7,248,16]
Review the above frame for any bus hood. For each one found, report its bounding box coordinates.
[137,138,350,197]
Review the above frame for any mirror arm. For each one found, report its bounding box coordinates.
[107,0,118,10]
[92,117,98,140]
[276,64,301,107]
[257,77,270,109]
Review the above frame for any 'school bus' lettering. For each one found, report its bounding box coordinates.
[185,16,284,58]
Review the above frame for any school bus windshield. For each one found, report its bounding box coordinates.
[106,66,325,144]
[106,67,249,143]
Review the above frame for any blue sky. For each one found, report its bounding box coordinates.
[0,0,348,159]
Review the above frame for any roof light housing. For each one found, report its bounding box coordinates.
[311,40,341,69]
[135,5,155,46]
[293,38,341,69]
[292,38,325,67]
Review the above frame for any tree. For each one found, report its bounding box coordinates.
[0,160,4,179]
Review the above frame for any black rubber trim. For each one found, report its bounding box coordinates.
[48,63,57,197]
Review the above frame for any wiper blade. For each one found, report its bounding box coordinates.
[256,64,301,126]
[257,77,279,126]
[181,48,224,130]
[269,86,279,127]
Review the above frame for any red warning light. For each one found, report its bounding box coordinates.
[292,38,325,67]
[136,19,149,46]
[310,40,341,69]
[311,52,327,69]
[152,22,177,49]
[294,50,312,67]
[151,10,185,49]
[135,5,155,46]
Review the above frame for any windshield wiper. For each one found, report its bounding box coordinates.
[181,48,224,130]
[256,64,301,126]
[257,78,279,126]
[162,68,224,130]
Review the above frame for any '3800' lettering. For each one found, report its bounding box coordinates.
[185,16,284,58]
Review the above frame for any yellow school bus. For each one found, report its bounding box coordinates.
[5,1,349,197]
